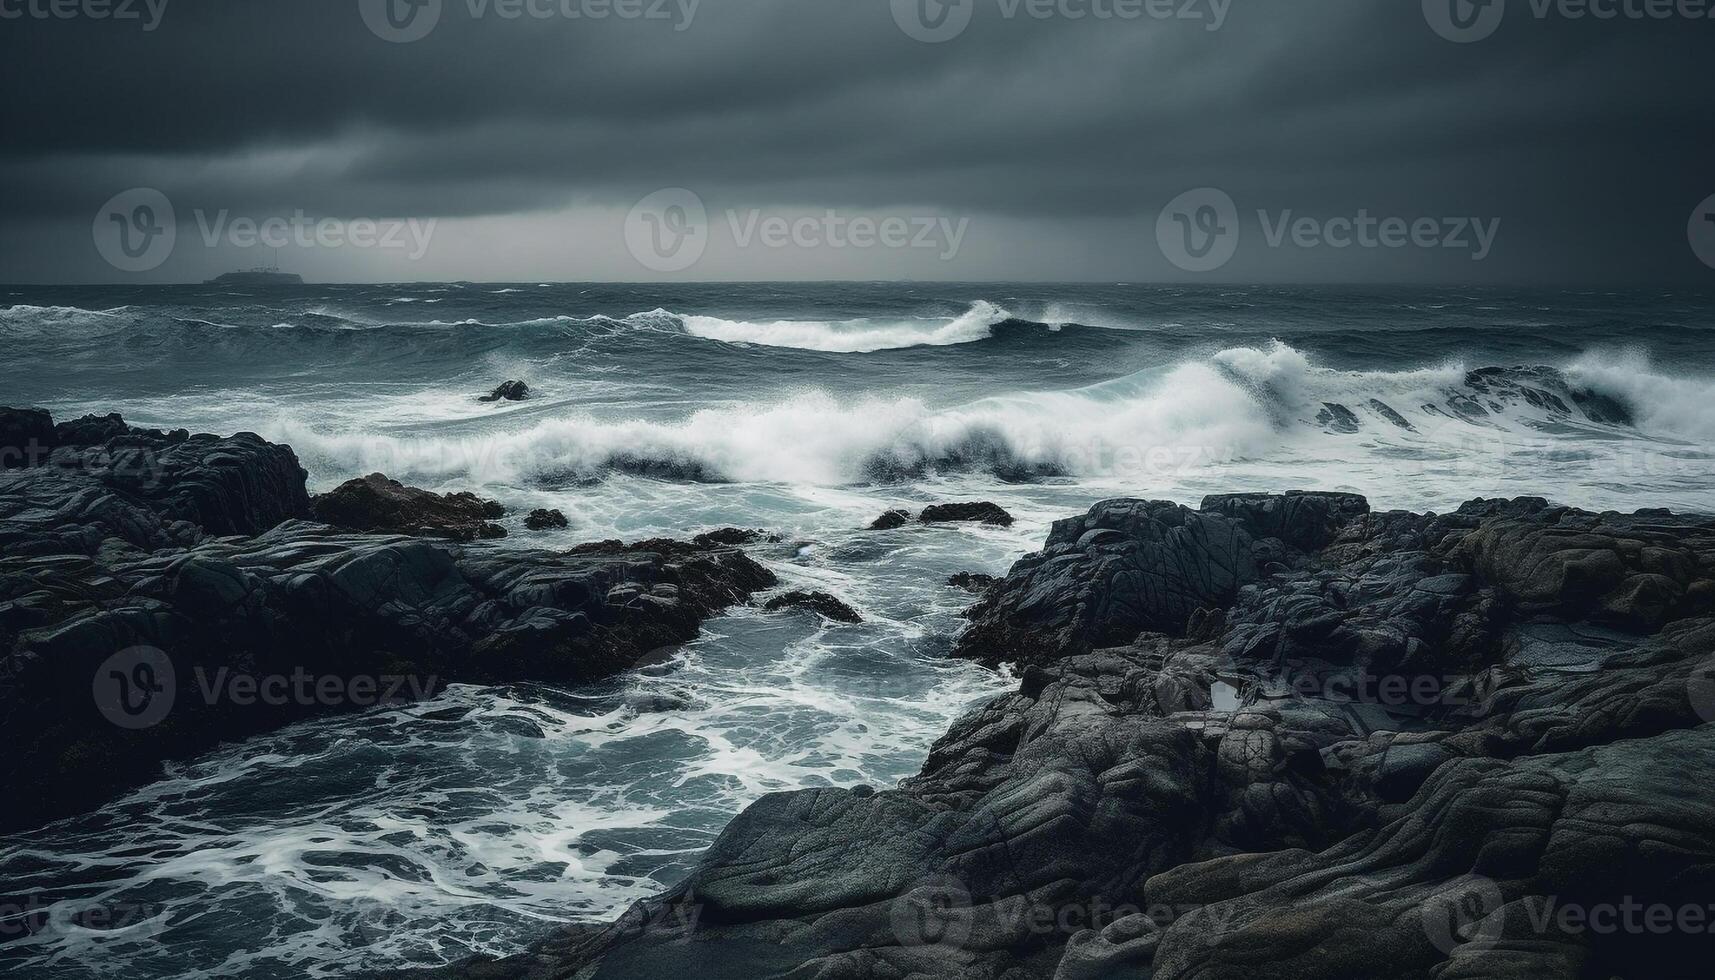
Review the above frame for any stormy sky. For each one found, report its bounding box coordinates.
[1,0,1711,283]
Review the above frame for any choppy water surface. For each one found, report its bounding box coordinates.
[2,282,1713,977]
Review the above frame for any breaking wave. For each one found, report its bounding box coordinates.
[268,343,1700,488]
[675,301,1011,353]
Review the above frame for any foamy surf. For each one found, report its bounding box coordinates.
[5,282,1714,980]
[675,300,1011,352]
[261,342,1704,496]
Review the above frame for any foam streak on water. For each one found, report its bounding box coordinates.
[2,282,1713,978]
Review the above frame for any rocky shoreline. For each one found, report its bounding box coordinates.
[0,408,776,831]
[6,407,1714,979]
[413,493,1715,979]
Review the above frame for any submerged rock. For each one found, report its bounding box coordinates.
[524,508,569,531]
[868,509,912,530]
[479,380,531,402]
[311,473,508,541]
[920,502,1015,527]
[693,528,778,547]
[432,492,1715,980]
[947,572,999,592]
[763,590,863,624]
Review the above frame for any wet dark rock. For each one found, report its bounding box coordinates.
[763,590,862,624]
[432,493,1715,980]
[953,498,1259,666]
[1368,398,1415,429]
[479,380,531,402]
[0,412,309,552]
[1315,401,1362,433]
[0,406,55,468]
[524,508,569,531]
[311,473,508,542]
[920,502,1015,527]
[868,509,912,530]
[54,412,132,445]
[0,410,778,832]
[947,572,999,592]
[1201,490,1370,552]
[693,528,778,547]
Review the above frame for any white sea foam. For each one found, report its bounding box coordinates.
[269,341,1694,493]
[1566,348,1715,443]
[676,300,1010,352]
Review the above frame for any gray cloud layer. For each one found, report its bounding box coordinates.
[2,0,1712,282]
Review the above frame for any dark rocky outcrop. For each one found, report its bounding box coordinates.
[947,572,998,592]
[427,492,1715,980]
[869,509,912,531]
[953,498,1259,667]
[479,381,531,403]
[524,508,569,531]
[0,409,777,832]
[692,528,778,547]
[0,406,55,468]
[311,473,508,542]
[762,590,863,624]
[921,502,1015,527]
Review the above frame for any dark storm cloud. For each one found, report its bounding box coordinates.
[1,0,1712,281]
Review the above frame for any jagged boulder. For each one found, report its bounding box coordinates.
[869,509,912,531]
[921,502,1015,527]
[1200,490,1370,552]
[0,406,55,468]
[764,590,862,623]
[525,508,569,531]
[311,473,507,542]
[479,380,531,402]
[954,499,1259,666]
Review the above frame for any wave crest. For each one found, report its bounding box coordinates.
[675,301,1011,353]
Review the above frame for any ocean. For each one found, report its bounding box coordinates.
[2,281,1713,978]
